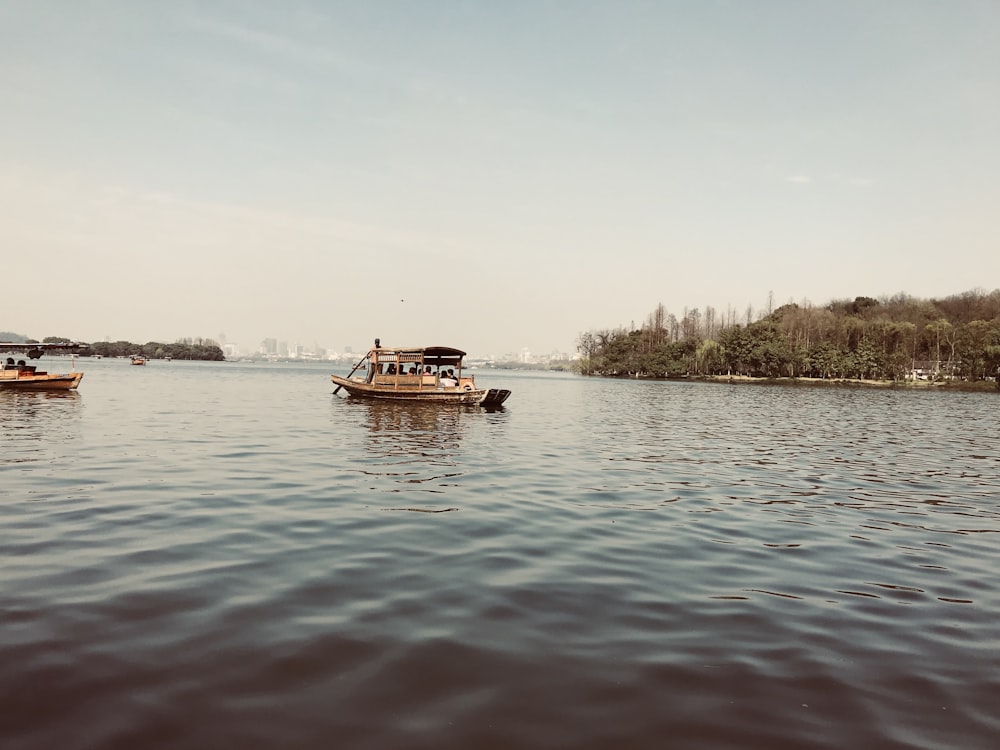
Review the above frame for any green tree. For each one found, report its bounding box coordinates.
[955,320,995,380]
[853,337,881,379]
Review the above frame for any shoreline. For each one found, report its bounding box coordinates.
[590,372,998,392]
[702,374,998,392]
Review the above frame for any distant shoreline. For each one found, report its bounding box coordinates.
[596,373,999,392]
[701,374,997,392]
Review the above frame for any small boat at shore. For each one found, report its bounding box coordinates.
[0,343,85,391]
[331,340,510,407]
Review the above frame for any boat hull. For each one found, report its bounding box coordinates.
[331,374,508,406]
[0,372,84,390]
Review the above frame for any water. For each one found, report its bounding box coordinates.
[2,359,999,749]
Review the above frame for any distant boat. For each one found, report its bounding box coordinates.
[0,343,85,390]
[331,340,510,407]
[130,355,147,366]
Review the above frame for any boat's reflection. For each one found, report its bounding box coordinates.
[334,395,506,466]
[1,388,81,421]
[0,390,82,462]
[347,398,471,460]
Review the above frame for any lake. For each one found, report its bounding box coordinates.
[2,358,999,749]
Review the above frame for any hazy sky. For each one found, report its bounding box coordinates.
[3,1,998,356]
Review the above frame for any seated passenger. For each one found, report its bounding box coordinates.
[440,372,457,388]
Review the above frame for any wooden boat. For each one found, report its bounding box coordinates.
[0,343,85,390]
[331,340,510,407]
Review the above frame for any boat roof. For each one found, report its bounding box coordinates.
[368,345,467,365]
[371,345,466,356]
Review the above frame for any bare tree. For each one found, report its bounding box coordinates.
[703,305,717,340]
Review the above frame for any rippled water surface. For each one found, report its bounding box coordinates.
[2,359,999,749]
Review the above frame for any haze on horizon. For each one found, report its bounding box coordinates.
[3,1,998,357]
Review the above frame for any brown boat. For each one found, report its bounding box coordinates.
[0,343,85,391]
[331,339,510,407]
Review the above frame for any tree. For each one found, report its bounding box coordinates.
[695,339,723,375]
[680,308,702,342]
[719,326,753,375]
[853,337,881,379]
[955,320,995,380]
[576,331,598,375]
[924,319,951,371]
[851,296,880,316]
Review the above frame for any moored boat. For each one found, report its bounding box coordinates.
[331,340,510,407]
[0,343,85,391]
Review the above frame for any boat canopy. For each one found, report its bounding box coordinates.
[369,345,467,368]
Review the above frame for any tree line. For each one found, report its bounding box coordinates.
[577,289,1000,382]
[32,336,225,361]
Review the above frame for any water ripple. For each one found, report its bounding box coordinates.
[2,365,999,748]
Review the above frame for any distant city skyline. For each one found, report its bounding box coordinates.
[220,334,574,364]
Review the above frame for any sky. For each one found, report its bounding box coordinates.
[2,1,998,357]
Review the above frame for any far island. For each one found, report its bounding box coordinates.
[576,289,1000,390]
[0,334,224,362]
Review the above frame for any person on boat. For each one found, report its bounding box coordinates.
[408,366,417,375]
[440,371,457,387]
[424,365,432,375]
